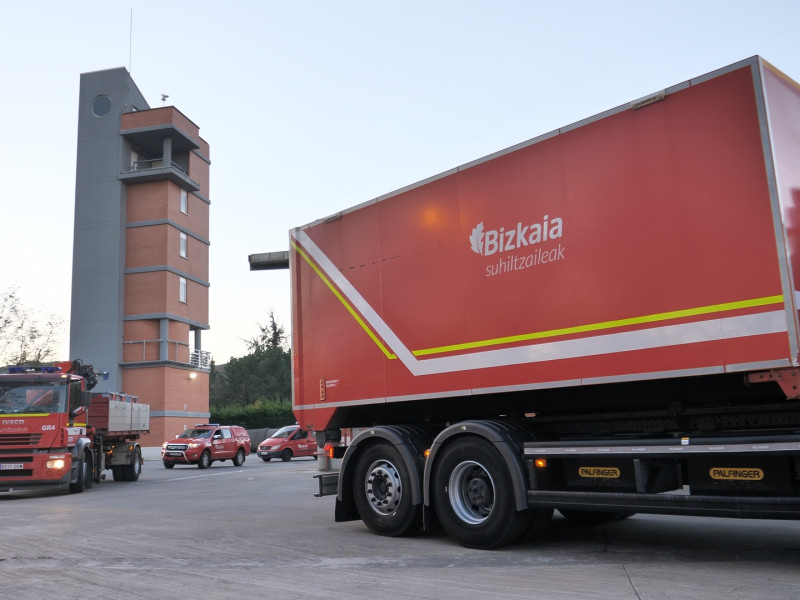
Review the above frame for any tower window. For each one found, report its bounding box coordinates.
[180,189,188,214]
[179,277,187,303]
[180,232,188,258]
[91,95,112,117]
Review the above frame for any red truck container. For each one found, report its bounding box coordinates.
[0,360,149,493]
[287,56,800,548]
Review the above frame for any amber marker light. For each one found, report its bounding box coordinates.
[323,443,335,459]
[423,449,431,459]
[534,458,547,469]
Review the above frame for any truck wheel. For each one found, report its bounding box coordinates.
[432,437,531,549]
[281,449,293,462]
[197,450,212,469]
[122,446,142,481]
[69,451,93,493]
[163,461,175,469]
[352,442,422,537]
[559,509,635,526]
[84,452,94,490]
[233,448,246,467]
[112,465,125,481]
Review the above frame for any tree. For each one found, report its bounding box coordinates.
[247,311,288,353]
[209,310,291,409]
[0,286,65,366]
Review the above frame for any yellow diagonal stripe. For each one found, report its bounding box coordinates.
[293,241,397,359]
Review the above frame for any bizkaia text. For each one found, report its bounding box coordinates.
[470,215,563,257]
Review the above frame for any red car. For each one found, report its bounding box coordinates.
[162,424,250,469]
[257,425,316,462]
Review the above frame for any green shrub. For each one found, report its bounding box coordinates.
[210,398,295,429]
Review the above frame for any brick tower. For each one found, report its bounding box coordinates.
[71,68,211,456]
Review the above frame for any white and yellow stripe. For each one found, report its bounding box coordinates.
[292,230,789,377]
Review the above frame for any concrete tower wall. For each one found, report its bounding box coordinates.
[71,68,149,393]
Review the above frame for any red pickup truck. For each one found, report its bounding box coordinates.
[162,424,251,469]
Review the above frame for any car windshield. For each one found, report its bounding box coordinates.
[272,426,297,439]
[178,428,214,439]
[0,382,67,414]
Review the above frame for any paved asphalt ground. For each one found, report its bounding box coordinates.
[1,456,799,599]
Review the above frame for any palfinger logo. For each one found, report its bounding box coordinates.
[470,215,563,257]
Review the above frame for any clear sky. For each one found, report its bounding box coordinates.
[2,0,800,364]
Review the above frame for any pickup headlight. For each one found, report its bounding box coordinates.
[188,442,201,449]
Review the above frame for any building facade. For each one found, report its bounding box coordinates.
[71,67,211,454]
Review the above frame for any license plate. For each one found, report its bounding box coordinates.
[166,452,182,457]
[0,463,23,470]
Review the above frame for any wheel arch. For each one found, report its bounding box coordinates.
[69,437,94,489]
[71,437,93,474]
[336,425,433,523]
[423,420,533,513]
[72,436,92,459]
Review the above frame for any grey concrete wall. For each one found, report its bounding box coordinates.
[70,68,149,394]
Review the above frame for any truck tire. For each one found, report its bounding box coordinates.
[197,450,212,469]
[233,448,246,467]
[281,449,293,462]
[352,442,422,537]
[69,451,93,493]
[112,466,125,481]
[122,446,142,481]
[432,437,531,549]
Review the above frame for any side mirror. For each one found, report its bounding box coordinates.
[72,405,87,418]
[80,391,93,407]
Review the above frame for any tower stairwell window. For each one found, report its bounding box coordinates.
[180,232,188,258]
[179,277,187,304]
[180,189,188,214]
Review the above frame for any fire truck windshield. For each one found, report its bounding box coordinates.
[0,382,67,414]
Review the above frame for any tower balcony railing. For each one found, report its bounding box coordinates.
[119,159,200,192]
[122,339,211,372]
[190,349,211,369]
[131,158,187,174]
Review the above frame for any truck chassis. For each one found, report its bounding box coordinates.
[319,367,800,548]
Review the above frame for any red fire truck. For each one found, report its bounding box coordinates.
[286,56,800,548]
[0,360,149,493]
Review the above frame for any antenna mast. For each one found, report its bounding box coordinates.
[129,7,133,72]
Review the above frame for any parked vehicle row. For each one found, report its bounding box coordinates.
[161,424,317,468]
